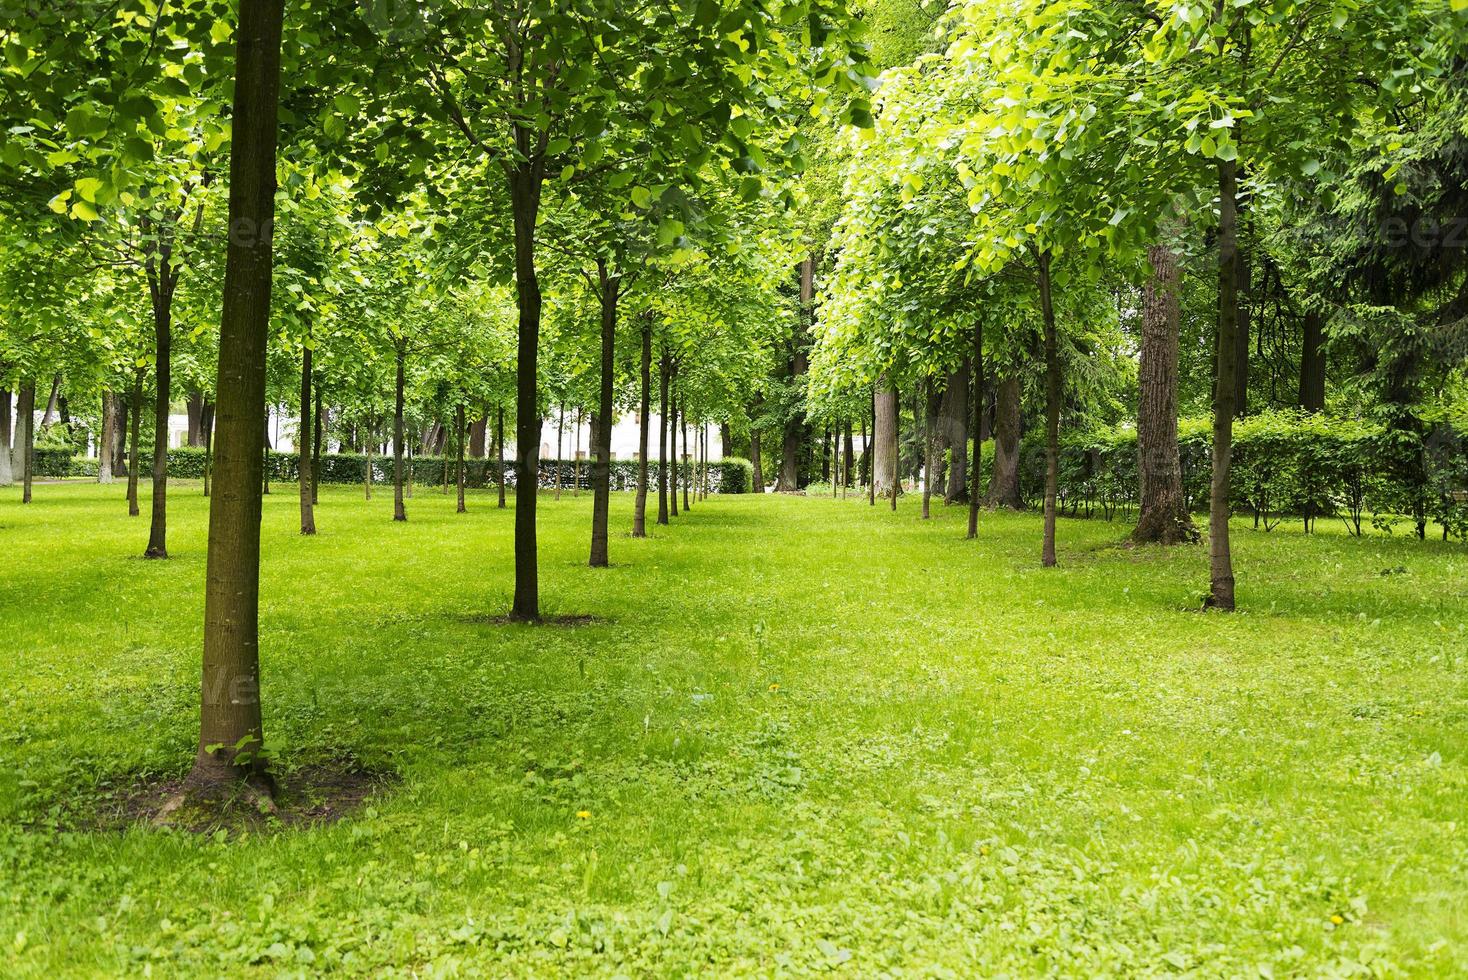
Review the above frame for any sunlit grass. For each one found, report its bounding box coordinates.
[1,481,1465,974]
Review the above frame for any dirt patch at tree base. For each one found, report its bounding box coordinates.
[459,613,608,627]
[104,762,394,834]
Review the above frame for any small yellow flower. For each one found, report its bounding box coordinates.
[576,810,591,820]
[1330,915,1344,926]
[768,683,780,692]
[980,845,991,856]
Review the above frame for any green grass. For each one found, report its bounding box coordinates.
[1,480,1466,975]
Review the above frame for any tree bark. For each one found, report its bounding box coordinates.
[658,351,670,523]
[986,376,1022,509]
[392,341,406,521]
[15,382,35,503]
[873,384,898,498]
[188,0,283,791]
[968,323,983,538]
[555,403,564,501]
[842,420,854,490]
[941,363,969,504]
[202,399,213,497]
[469,413,486,458]
[1133,242,1196,545]
[187,390,205,446]
[298,343,315,535]
[145,300,172,558]
[508,153,546,622]
[633,313,651,537]
[776,255,815,491]
[590,261,618,567]
[98,392,116,484]
[1207,159,1241,611]
[0,388,12,487]
[1036,248,1061,568]
[1298,310,1326,412]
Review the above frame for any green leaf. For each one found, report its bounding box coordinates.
[657,216,684,246]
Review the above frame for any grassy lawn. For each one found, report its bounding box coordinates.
[1,481,1465,975]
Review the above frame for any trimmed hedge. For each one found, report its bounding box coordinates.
[1016,410,1468,540]
[50,448,756,494]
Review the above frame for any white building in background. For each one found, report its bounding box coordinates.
[178,408,724,461]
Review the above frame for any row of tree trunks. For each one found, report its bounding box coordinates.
[633,316,652,537]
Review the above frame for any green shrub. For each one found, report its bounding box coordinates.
[1014,410,1467,540]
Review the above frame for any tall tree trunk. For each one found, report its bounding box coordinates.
[590,262,618,567]
[1207,159,1241,611]
[658,351,670,523]
[508,158,545,622]
[633,314,651,537]
[469,413,486,458]
[298,343,315,535]
[39,374,60,431]
[128,372,143,516]
[986,376,1022,509]
[0,387,12,487]
[922,382,936,519]
[968,323,983,538]
[890,387,900,511]
[681,403,691,512]
[496,406,507,509]
[573,407,581,496]
[145,301,172,558]
[862,398,874,505]
[749,395,764,494]
[98,392,116,484]
[1036,248,1061,568]
[941,363,969,503]
[1133,242,1196,545]
[873,384,898,498]
[555,403,564,501]
[202,399,213,497]
[1234,242,1251,418]
[187,390,205,446]
[776,256,815,491]
[15,382,35,503]
[1298,310,1326,412]
[364,431,373,500]
[392,342,406,522]
[456,403,467,513]
[670,380,679,518]
[310,387,321,505]
[842,421,854,489]
[188,0,283,792]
